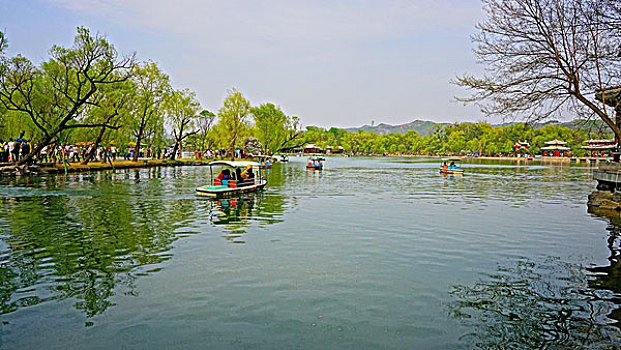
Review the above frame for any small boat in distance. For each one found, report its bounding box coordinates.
[196,161,267,198]
[307,156,324,170]
[440,158,464,175]
[252,155,276,168]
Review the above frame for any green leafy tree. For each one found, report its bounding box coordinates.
[195,109,216,155]
[165,88,201,160]
[128,62,170,161]
[251,103,303,156]
[216,89,251,158]
[0,27,135,165]
[0,31,6,134]
[252,103,287,156]
[79,78,135,164]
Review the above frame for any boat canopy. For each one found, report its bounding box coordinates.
[208,161,260,168]
[441,158,461,162]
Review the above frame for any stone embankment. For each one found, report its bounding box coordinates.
[588,161,621,215]
[0,159,205,177]
[0,164,47,176]
[0,159,238,177]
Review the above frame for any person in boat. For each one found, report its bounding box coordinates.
[235,168,244,187]
[442,161,447,170]
[449,161,457,170]
[241,164,255,184]
[215,169,230,185]
[216,169,228,181]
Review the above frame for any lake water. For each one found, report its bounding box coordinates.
[0,157,619,349]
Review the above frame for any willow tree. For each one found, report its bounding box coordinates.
[456,0,621,139]
[216,89,250,159]
[0,27,135,165]
[0,31,7,136]
[252,103,297,156]
[128,62,170,161]
[165,88,201,160]
[80,79,135,165]
[196,109,216,155]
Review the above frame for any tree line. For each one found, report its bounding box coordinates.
[298,122,613,156]
[0,27,303,165]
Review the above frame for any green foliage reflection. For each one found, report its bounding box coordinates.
[206,167,289,243]
[0,173,197,319]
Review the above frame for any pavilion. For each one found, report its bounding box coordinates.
[513,141,530,156]
[582,139,617,157]
[540,139,571,157]
[303,144,322,154]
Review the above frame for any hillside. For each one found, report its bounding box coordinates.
[345,120,449,136]
[344,118,611,136]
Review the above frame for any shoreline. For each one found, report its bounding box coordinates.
[321,153,606,164]
[40,159,189,174]
[0,159,213,176]
[0,154,608,177]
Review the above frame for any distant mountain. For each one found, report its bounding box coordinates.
[532,119,610,132]
[345,120,449,136]
[344,118,610,136]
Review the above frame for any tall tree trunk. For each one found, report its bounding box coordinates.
[81,126,106,165]
[132,132,142,162]
[170,142,179,160]
[230,137,236,161]
[133,109,148,162]
[170,124,185,160]
[614,108,621,162]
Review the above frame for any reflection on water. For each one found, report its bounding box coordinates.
[0,165,293,321]
[449,208,621,349]
[203,191,287,243]
[0,157,620,349]
[201,164,292,243]
[588,214,621,327]
[0,174,196,320]
[448,258,621,349]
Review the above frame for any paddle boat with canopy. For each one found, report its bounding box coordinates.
[306,156,325,170]
[196,161,267,197]
[252,155,278,168]
[440,158,464,175]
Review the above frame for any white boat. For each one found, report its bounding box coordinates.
[440,168,464,175]
[196,161,267,198]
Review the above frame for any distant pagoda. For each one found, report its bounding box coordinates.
[540,139,571,157]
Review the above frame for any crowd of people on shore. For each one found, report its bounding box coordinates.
[0,138,255,166]
[0,140,129,164]
[0,140,30,163]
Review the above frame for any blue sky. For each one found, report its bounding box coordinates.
[1,0,489,128]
